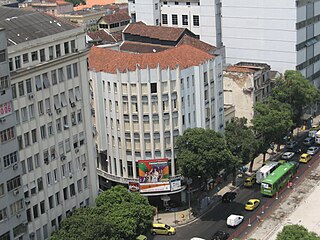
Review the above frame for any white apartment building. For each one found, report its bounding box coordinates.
[128,0,320,86]
[0,28,28,240]
[0,7,98,239]
[128,0,223,48]
[221,0,320,84]
[89,44,224,196]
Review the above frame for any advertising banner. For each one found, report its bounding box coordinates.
[0,101,12,118]
[128,181,140,192]
[170,176,182,191]
[138,159,170,193]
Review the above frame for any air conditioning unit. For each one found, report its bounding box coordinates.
[0,118,6,123]
[69,173,73,178]
[56,108,61,114]
[25,199,30,205]
[48,112,52,116]
[13,189,19,195]
[44,159,49,165]
[13,163,18,170]
[64,125,69,129]
[71,102,76,108]
[60,155,66,161]
[16,213,21,218]
[28,93,34,99]
[75,148,79,153]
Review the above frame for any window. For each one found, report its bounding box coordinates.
[75,86,81,101]
[63,187,68,200]
[0,208,7,222]
[193,15,199,26]
[27,157,34,172]
[55,192,60,205]
[155,3,158,9]
[64,42,69,54]
[56,44,61,57]
[0,75,9,90]
[172,14,178,25]
[3,151,18,167]
[34,153,40,168]
[18,81,24,96]
[24,132,30,147]
[29,104,34,119]
[35,75,42,91]
[17,135,23,150]
[53,169,58,182]
[31,51,38,61]
[70,183,76,197]
[37,177,43,191]
[182,15,188,25]
[56,118,62,132]
[43,73,50,88]
[33,204,39,218]
[48,122,54,136]
[40,49,45,62]
[15,56,21,69]
[38,100,44,115]
[66,64,72,79]
[0,184,4,197]
[0,50,5,62]
[51,69,57,85]
[6,176,21,191]
[40,125,46,139]
[49,195,54,209]
[47,173,52,185]
[40,200,45,214]
[49,46,54,60]
[9,58,13,71]
[77,179,82,192]
[0,127,15,143]
[162,14,168,24]
[58,67,65,82]
[23,53,29,63]
[151,83,157,93]
[60,92,67,107]
[71,40,76,52]
[73,63,78,77]
[21,107,28,122]
[26,78,32,93]
[84,176,88,189]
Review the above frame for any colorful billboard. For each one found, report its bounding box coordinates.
[138,159,170,193]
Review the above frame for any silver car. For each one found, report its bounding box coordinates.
[307,146,319,156]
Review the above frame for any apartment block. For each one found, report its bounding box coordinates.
[0,7,98,239]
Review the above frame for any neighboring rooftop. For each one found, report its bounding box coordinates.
[87,29,122,44]
[225,62,271,73]
[88,45,215,73]
[123,21,195,42]
[120,41,171,53]
[74,0,115,11]
[0,6,77,46]
[99,11,130,24]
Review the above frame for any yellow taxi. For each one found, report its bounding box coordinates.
[299,153,312,163]
[152,223,176,236]
[244,175,256,187]
[245,199,260,211]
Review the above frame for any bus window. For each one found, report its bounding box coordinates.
[261,183,271,189]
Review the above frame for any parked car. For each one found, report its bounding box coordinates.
[299,153,312,163]
[281,152,295,160]
[226,214,244,227]
[244,175,256,187]
[307,146,319,156]
[245,199,261,211]
[211,230,230,240]
[151,223,175,235]
[136,235,147,240]
[222,192,237,203]
[303,137,315,146]
[286,140,298,149]
[191,238,205,240]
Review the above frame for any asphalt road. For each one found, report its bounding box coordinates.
[151,137,316,240]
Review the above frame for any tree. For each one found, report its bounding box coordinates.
[175,128,236,185]
[50,186,155,240]
[271,70,320,127]
[276,224,320,240]
[225,117,260,173]
[252,99,294,161]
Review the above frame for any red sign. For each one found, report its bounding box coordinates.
[0,101,12,117]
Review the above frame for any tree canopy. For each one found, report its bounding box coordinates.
[175,128,236,183]
[225,117,261,171]
[50,186,155,240]
[276,225,320,240]
[271,70,320,127]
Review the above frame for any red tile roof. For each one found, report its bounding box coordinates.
[120,41,172,53]
[89,45,215,73]
[225,65,257,73]
[178,34,216,53]
[123,21,190,42]
[87,30,118,43]
[99,12,131,24]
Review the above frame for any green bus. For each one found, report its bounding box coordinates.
[261,162,297,196]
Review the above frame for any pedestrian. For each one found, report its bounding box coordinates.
[289,181,293,188]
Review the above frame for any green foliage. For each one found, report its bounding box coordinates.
[175,128,236,181]
[276,224,320,240]
[252,99,294,151]
[225,117,260,167]
[271,70,320,126]
[50,186,155,240]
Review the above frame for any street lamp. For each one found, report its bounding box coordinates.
[187,178,192,219]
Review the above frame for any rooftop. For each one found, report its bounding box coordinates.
[123,21,193,42]
[74,0,115,11]
[225,66,257,73]
[87,29,121,44]
[0,6,78,46]
[88,45,214,73]
[99,11,131,24]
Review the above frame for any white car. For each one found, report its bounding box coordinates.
[190,238,206,240]
[281,152,295,160]
[307,146,319,156]
[226,214,244,227]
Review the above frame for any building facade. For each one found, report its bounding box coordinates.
[128,0,223,48]
[0,7,98,239]
[223,62,274,123]
[0,28,28,240]
[89,44,224,198]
